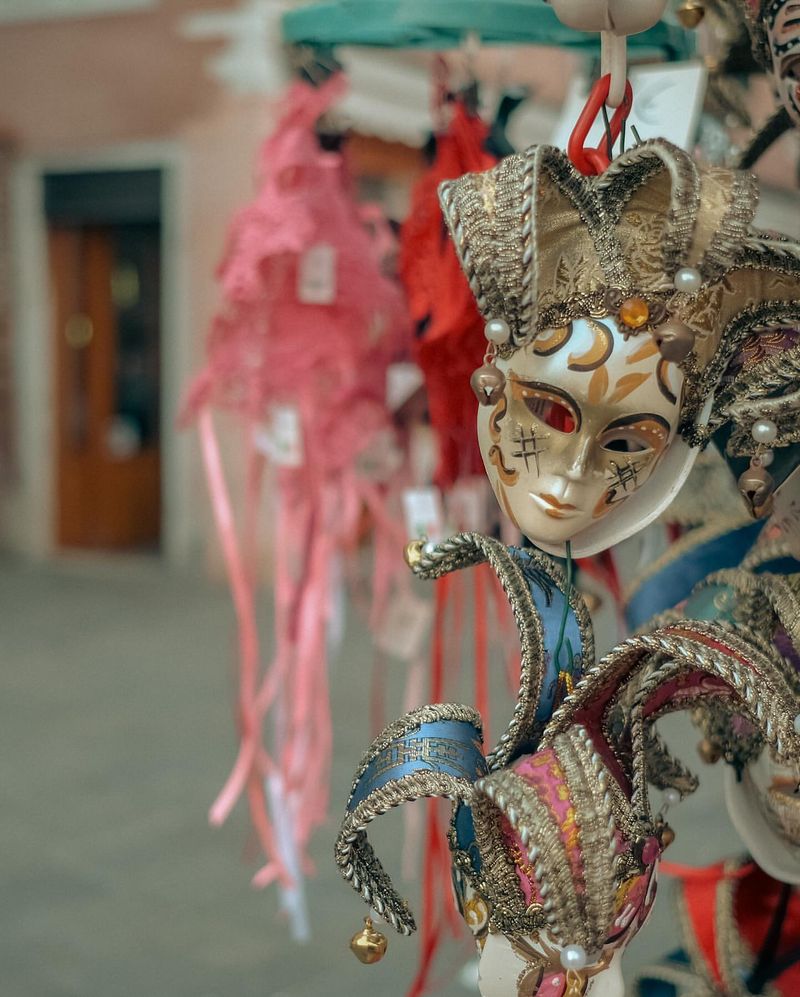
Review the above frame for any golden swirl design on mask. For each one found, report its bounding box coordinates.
[567,319,614,373]
[609,372,651,404]
[532,323,573,357]
[489,445,519,486]
[656,358,678,406]
[490,394,509,444]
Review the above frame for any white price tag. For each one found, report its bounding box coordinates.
[386,362,425,412]
[297,243,337,304]
[447,476,490,532]
[373,590,433,662]
[769,465,800,557]
[402,486,445,543]
[254,404,304,467]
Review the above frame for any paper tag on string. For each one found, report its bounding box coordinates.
[373,590,433,662]
[769,464,800,556]
[447,476,490,532]
[386,362,424,412]
[403,487,445,542]
[255,404,304,467]
[297,243,337,304]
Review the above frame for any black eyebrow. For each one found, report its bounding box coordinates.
[603,412,671,433]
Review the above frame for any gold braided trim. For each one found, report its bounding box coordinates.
[542,621,800,765]
[741,536,797,571]
[408,532,594,768]
[695,568,800,680]
[622,515,753,608]
[336,702,483,935]
[472,728,621,951]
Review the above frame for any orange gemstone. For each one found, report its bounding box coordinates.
[619,296,650,329]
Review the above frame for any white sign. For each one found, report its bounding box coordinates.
[551,62,708,154]
[254,404,304,467]
[402,486,445,543]
[373,590,433,662]
[297,243,337,305]
[769,464,800,557]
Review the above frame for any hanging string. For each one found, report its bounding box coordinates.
[553,541,575,691]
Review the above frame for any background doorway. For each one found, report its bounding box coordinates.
[46,169,162,550]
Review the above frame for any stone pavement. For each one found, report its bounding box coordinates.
[0,554,743,996]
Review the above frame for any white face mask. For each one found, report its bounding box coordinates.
[478,317,685,555]
[763,0,800,128]
[726,748,800,885]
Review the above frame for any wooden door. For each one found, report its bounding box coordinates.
[50,222,161,549]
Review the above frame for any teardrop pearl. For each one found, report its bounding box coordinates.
[653,319,694,362]
[470,363,506,406]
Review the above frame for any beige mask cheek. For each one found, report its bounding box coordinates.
[591,448,663,520]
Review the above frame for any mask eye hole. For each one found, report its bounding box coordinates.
[599,431,651,454]
[524,396,576,433]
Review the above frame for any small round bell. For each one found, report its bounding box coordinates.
[698,738,722,765]
[403,539,425,570]
[350,916,388,965]
[470,362,506,406]
[653,319,695,363]
[660,824,676,848]
[677,0,705,28]
[738,463,775,517]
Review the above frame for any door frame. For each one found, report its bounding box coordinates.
[6,140,191,563]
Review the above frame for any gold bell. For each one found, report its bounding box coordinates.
[698,737,722,765]
[660,824,676,848]
[470,362,506,406]
[677,0,705,28]
[653,319,695,364]
[738,463,775,518]
[350,916,388,965]
[403,539,425,570]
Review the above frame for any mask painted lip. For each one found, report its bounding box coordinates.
[530,492,580,517]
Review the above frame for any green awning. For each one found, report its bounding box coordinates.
[282,0,692,57]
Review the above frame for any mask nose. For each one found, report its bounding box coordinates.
[565,438,593,481]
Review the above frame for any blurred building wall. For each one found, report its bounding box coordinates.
[0,4,273,564]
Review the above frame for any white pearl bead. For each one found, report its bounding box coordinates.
[560,944,588,971]
[751,419,778,445]
[663,787,681,807]
[673,267,702,293]
[484,318,511,345]
[794,714,800,734]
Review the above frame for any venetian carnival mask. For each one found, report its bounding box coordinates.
[655,561,800,884]
[439,140,800,556]
[478,319,684,548]
[744,0,800,127]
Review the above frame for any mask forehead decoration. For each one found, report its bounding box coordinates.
[439,139,800,554]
